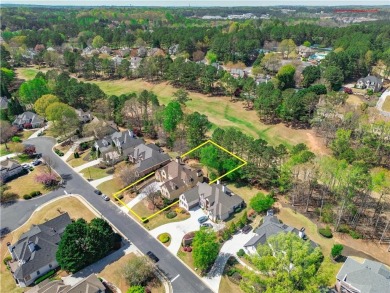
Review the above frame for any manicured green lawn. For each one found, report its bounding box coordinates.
[96,177,123,196]
[6,165,48,197]
[81,166,113,180]
[66,150,92,167]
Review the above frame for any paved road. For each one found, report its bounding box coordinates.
[0,137,213,293]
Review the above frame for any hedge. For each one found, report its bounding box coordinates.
[237,249,246,257]
[319,226,333,238]
[349,230,363,239]
[114,194,123,201]
[158,233,170,243]
[3,256,12,265]
[166,211,177,219]
[23,194,32,200]
[34,270,56,285]
[30,191,42,197]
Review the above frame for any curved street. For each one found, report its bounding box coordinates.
[0,136,213,293]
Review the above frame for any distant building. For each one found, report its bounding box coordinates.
[179,181,244,222]
[244,211,317,254]
[94,130,143,165]
[75,108,92,123]
[168,44,179,55]
[130,57,142,69]
[7,213,72,287]
[297,45,316,58]
[99,46,112,55]
[356,75,383,92]
[230,68,248,79]
[12,111,44,129]
[0,96,9,110]
[336,257,390,293]
[26,274,105,293]
[155,157,203,200]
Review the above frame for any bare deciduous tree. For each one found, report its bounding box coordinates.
[114,164,138,187]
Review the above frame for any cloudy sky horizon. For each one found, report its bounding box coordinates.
[2,0,390,6]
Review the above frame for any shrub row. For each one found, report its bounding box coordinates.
[113,194,123,201]
[237,249,246,257]
[54,149,64,156]
[23,191,42,200]
[3,256,12,265]
[34,269,56,285]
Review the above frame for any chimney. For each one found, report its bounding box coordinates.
[222,183,226,193]
[176,156,181,164]
[298,227,305,239]
[28,241,35,253]
[217,180,221,185]
[196,169,202,177]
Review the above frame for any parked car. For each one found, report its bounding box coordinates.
[242,225,253,234]
[32,159,41,166]
[197,216,209,224]
[343,87,353,94]
[94,189,102,195]
[102,194,110,201]
[200,223,212,228]
[146,251,159,263]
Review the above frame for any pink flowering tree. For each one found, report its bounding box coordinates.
[35,173,59,188]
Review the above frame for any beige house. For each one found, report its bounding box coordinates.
[155,157,203,200]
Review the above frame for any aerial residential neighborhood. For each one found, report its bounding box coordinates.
[0,2,390,293]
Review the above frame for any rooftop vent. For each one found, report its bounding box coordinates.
[27,241,35,253]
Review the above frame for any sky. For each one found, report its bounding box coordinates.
[2,0,390,6]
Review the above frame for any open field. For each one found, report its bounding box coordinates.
[0,197,95,293]
[14,67,328,153]
[6,165,48,196]
[99,252,164,293]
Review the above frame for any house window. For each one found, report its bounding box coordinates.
[37,271,40,275]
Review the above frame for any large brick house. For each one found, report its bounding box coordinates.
[155,157,203,200]
[0,158,24,183]
[13,111,44,129]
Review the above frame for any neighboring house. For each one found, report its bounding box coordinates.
[99,46,112,55]
[112,56,123,66]
[129,143,171,177]
[137,46,147,58]
[179,181,244,222]
[336,257,390,293]
[26,274,105,293]
[0,158,24,183]
[118,47,130,57]
[211,62,223,71]
[0,96,9,110]
[75,108,92,123]
[7,213,72,287]
[230,68,247,78]
[94,130,143,165]
[148,47,165,57]
[13,111,44,129]
[243,211,317,254]
[297,45,316,58]
[90,118,119,139]
[130,57,142,69]
[356,75,383,92]
[155,157,204,200]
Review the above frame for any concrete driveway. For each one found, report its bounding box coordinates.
[150,207,214,254]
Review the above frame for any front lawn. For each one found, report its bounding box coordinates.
[99,252,165,293]
[66,150,92,167]
[81,166,114,180]
[97,177,124,197]
[382,95,390,112]
[130,201,191,230]
[6,165,48,197]
[0,197,95,293]
[177,249,197,273]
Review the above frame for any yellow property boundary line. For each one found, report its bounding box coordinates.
[113,139,247,222]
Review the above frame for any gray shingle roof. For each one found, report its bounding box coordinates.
[13,111,44,126]
[0,158,21,172]
[182,185,200,203]
[357,75,383,87]
[244,216,317,249]
[10,213,72,280]
[133,143,171,173]
[0,96,8,110]
[336,257,390,293]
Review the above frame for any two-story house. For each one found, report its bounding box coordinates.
[129,143,171,177]
[13,111,44,129]
[0,158,25,183]
[94,130,143,165]
[356,75,383,92]
[155,157,203,200]
[75,109,92,123]
[179,181,244,222]
[7,213,72,287]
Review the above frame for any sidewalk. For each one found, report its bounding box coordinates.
[90,175,114,188]
[27,123,51,139]
[62,136,95,162]
[74,159,101,172]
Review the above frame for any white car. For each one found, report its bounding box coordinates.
[21,163,30,169]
